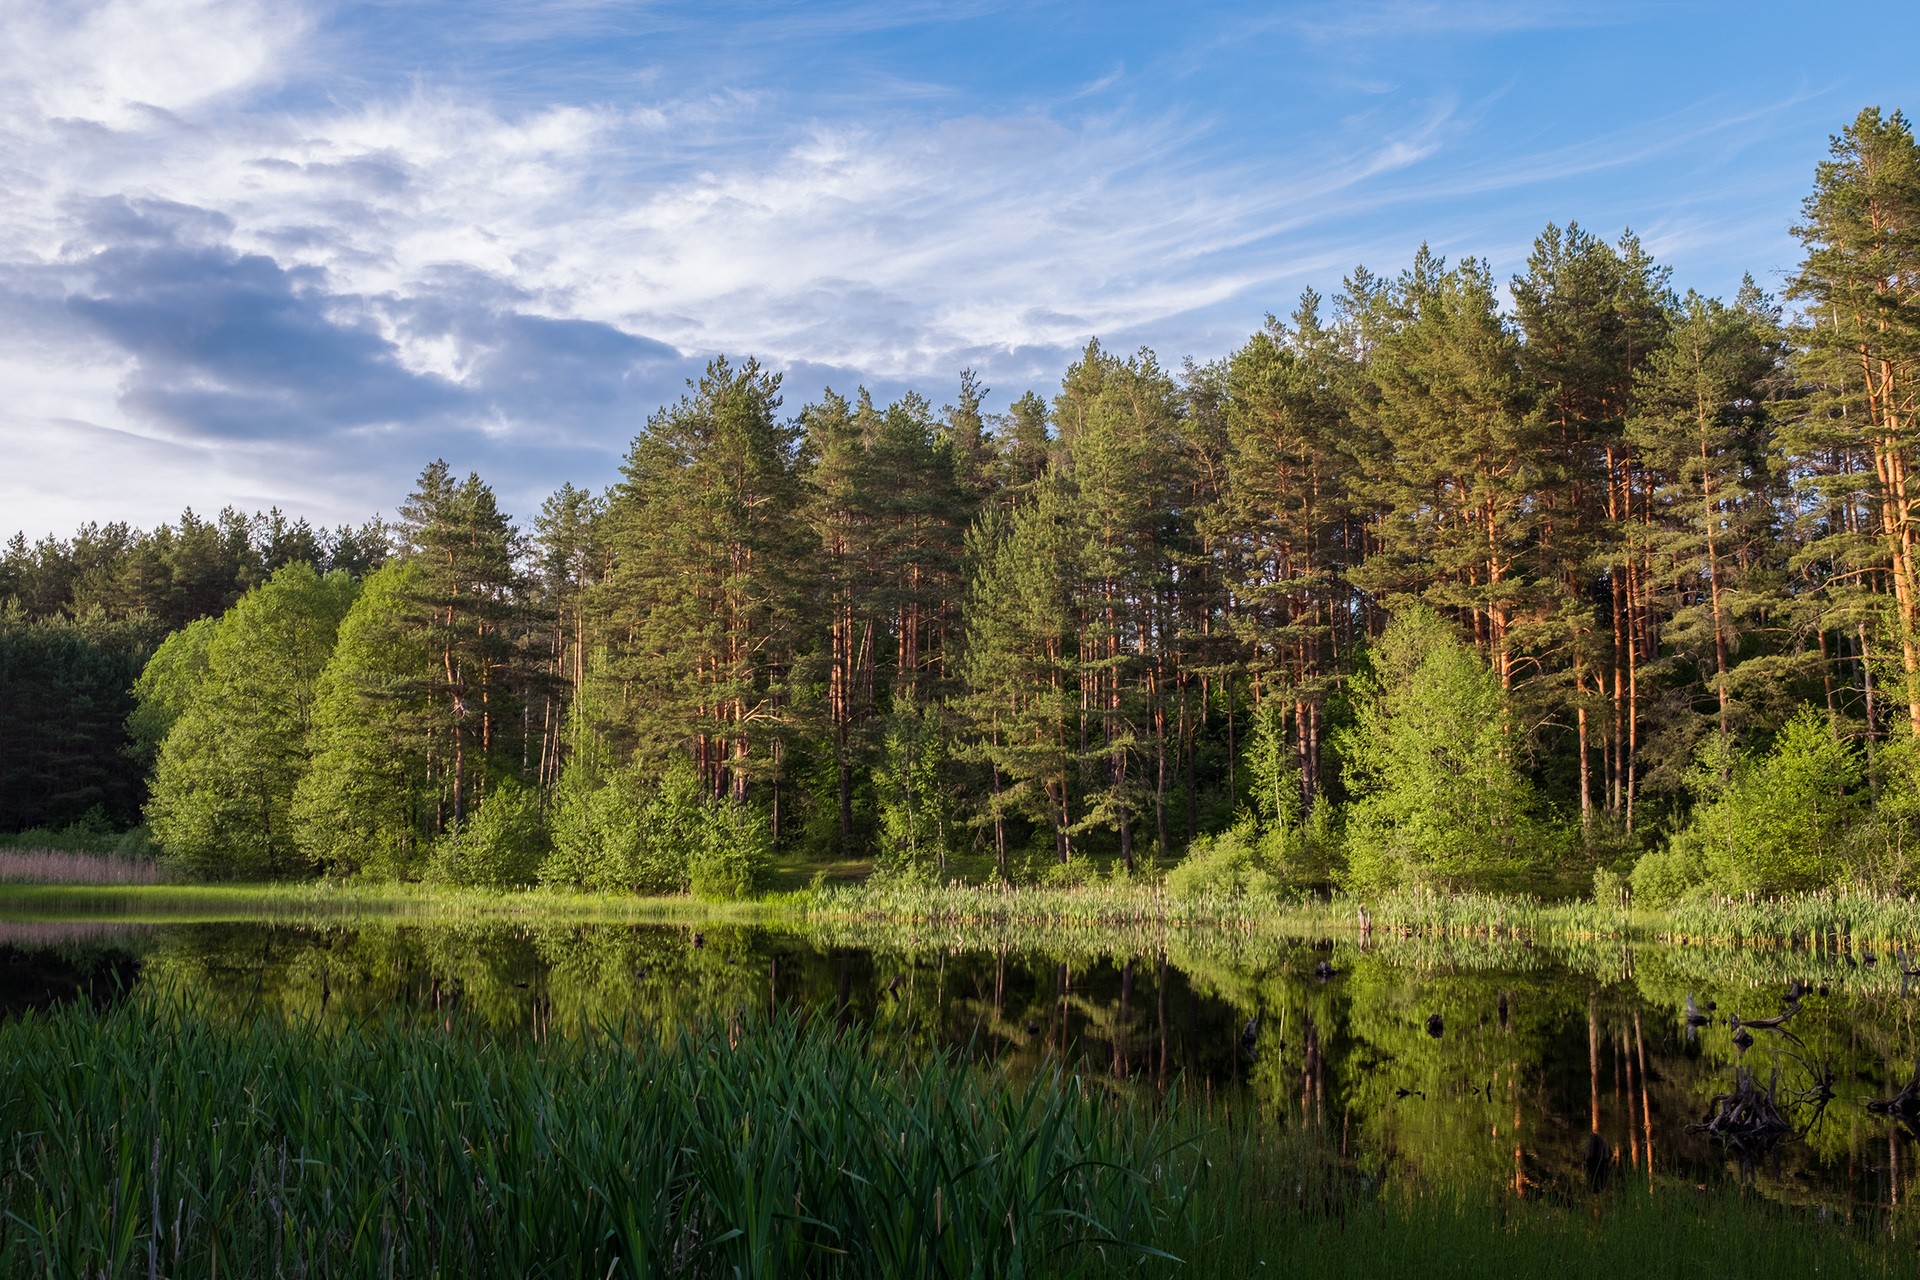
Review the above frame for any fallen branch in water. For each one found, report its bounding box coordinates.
[1689,1067,1793,1155]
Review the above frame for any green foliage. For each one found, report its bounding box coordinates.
[687,797,770,899]
[0,609,161,832]
[1665,710,1865,896]
[126,616,217,769]
[0,1000,1257,1280]
[543,753,767,899]
[1339,607,1555,893]
[1165,818,1277,899]
[146,564,359,878]
[543,738,650,892]
[873,705,957,881]
[291,563,436,879]
[596,358,805,804]
[1627,845,1706,907]
[954,491,1078,863]
[1848,735,1920,894]
[427,777,549,888]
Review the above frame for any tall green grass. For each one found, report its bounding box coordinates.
[0,998,1290,1278]
[811,881,1920,950]
[0,998,1901,1278]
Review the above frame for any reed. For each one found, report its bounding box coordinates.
[0,998,1898,1278]
[810,881,1920,951]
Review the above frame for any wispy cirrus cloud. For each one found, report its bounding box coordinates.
[0,0,1908,534]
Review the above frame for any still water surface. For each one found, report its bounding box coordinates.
[4,914,1919,1218]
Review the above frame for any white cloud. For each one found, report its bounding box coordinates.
[0,0,302,129]
[0,0,1836,536]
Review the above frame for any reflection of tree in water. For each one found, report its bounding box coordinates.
[0,926,146,1016]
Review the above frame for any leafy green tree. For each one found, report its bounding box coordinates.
[292,563,437,878]
[1339,606,1554,893]
[126,616,218,770]
[146,564,359,877]
[1664,709,1865,896]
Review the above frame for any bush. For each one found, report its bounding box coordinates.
[1627,846,1705,906]
[427,778,549,888]
[1847,736,1920,895]
[688,800,769,899]
[1667,710,1864,896]
[542,755,767,899]
[1039,852,1100,888]
[1166,819,1277,900]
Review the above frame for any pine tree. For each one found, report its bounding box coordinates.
[1340,606,1550,892]
[1210,293,1361,815]
[596,357,805,807]
[1791,107,1920,733]
[956,490,1079,867]
[1628,288,1788,752]
[1054,341,1187,870]
[1351,250,1544,692]
[1510,225,1670,827]
[396,462,530,825]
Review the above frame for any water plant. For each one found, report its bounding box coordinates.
[0,994,1901,1278]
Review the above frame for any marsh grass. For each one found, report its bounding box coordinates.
[0,880,789,926]
[0,997,1307,1278]
[0,997,1900,1278]
[810,881,1920,952]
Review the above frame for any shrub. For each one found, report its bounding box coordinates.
[542,755,767,899]
[427,777,549,888]
[1847,736,1920,895]
[1667,710,1864,896]
[688,800,769,899]
[1627,845,1706,906]
[1039,852,1100,888]
[1166,819,1277,900]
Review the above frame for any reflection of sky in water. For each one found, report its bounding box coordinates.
[2,918,1917,1216]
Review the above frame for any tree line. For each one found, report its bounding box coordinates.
[10,107,1920,902]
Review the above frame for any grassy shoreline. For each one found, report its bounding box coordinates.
[8,878,1920,951]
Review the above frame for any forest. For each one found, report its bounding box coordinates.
[6,107,1920,908]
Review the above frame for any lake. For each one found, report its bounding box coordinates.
[3,911,1916,1219]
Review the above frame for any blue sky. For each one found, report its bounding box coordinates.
[2,0,1915,534]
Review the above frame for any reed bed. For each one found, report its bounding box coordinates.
[0,880,785,926]
[0,849,166,886]
[0,998,1292,1278]
[0,998,1900,1278]
[811,882,1920,952]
